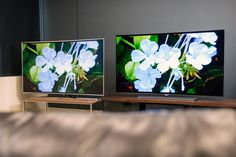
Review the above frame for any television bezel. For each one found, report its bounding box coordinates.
[115,29,224,97]
[21,38,105,97]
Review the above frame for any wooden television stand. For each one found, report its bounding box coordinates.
[103,95,236,109]
[23,96,102,113]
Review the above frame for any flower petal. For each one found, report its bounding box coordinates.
[131,50,146,62]
[149,68,161,79]
[36,56,47,67]
[38,71,49,82]
[49,71,58,82]
[42,47,56,61]
[157,62,169,73]
[146,41,158,55]
[38,81,53,92]
[139,59,151,70]
[78,50,97,72]
[140,39,150,53]
[134,67,148,80]
[159,44,170,54]
[87,41,99,49]
[41,63,51,72]
[196,55,212,65]
[170,48,181,58]
[144,77,156,88]
[200,32,218,45]
[161,86,170,93]
[134,80,152,92]
[208,46,217,57]
[168,59,179,69]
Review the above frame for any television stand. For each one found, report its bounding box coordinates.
[137,95,198,102]
[75,97,101,101]
[22,96,102,114]
[103,96,236,108]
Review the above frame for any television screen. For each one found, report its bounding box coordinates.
[22,39,104,96]
[116,30,224,96]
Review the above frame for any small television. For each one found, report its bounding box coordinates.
[116,30,224,96]
[22,39,104,96]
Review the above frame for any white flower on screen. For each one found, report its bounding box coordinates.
[86,41,99,50]
[187,33,201,38]
[54,51,73,75]
[79,41,99,50]
[38,70,58,92]
[35,47,56,72]
[186,42,217,70]
[59,87,66,93]
[131,39,158,70]
[134,66,161,92]
[160,86,175,93]
[59,72,76,93]
[187,32,218,45]
[155,44,181,73]
[199,32,218,45]
[78,49,98,72]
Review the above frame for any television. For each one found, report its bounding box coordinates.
[116,30,224,96]
[22,39,104,96]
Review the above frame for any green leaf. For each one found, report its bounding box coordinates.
[125,61,140,81]
[22,44,27,51]
[30,65,42,83]
[133,36,151,49]
[150,35,158,43]
[116,37,122,44]
[23,50,29,62]
[23,49,37,82]
[187,88,197,94]
[49,43,56,49]
[36,43,50,55]
[206,69,223,78]
[52,73,66,92]
[182,63,199,81]
[120,39,135,49]
[77,75,103,94]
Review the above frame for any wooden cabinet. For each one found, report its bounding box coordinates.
[23,97,102,114]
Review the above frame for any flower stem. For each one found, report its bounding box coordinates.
[167,69,174,87]
[60,42,64,51]
[72,43,80,55]
[169,75,176,88]
[121,39,135,49]
[174,34,184,48]
[63,75,68,89]
[165,34,169,44]
[180,35,189,50]
[181,76,185,91]
[183,37,191,54]
[68,42,76,54]
[26,46,38,55]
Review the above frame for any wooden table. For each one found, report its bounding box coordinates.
[23,97,102,114]
[103,96,236,109]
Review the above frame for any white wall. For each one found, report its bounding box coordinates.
[0,76,22,112]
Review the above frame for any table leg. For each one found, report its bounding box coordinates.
[90,104,93,115]
[45,103,48,112]
[23,101,25,112]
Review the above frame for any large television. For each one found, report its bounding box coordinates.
[22,39,104,96]
[116,30,224,96]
